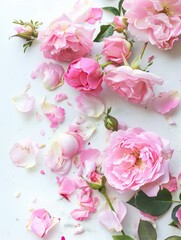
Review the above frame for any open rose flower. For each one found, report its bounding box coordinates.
[103,65,162,105]
[38,15,94,62]
[45,132,83,175]
[64,57,103,94]
[123,0,181,49]
[27,208,59,238]
[102,36,131,64]
[103,128,173,196]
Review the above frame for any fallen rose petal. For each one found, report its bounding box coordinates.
[12,93,35,113]
[55,93,68,102]
[31,62,64,91]
[57,176,75,200]
[10,138,39,168]
[27,208,59,238]
[69,115,96,140]
[41,99,65,128]
[71,208,90,221]
[178,172,181,186]
[98,201,127,232]
[151,90,180,114]
[161,175,178,192]
[73,224,85,235]
[76,93,105,118]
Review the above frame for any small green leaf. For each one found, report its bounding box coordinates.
[103,7,120,16]
[112,235,134,240]
[94,25,114,42]
[118,0,126,15]
[127,188,172,216]
[172,204,181,223]
[169,221,179,228]
[179,193,181,201]
[165,237,181,240]
[138,220,157,240]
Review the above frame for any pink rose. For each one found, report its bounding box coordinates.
[27,209,59,238]
[38,15,94,62]
[64,57,103,94]
[103,128,173,196]
[123,0,181,49]
[102,36,131,64]
[103,65,162,105]
[45,132,83,175]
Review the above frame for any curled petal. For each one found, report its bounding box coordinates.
[57,176,75,200]
[54,93,68,102]
[41,99,65,128]
[31,62,64,90]
[71,209,90,221]
[76,93,105,118]
[10,139,39,168]
[12,93,35,113]
[151,91,180,114]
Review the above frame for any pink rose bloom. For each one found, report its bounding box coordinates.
[103,65,162,105]
[103,128,173,197]
[64,57,103,94]
[39,15,94,62]
[123,0,181,49]
[27,209,59,238]
[102,36,131,64]
[113,16,128,33]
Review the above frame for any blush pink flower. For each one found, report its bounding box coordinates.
[102,36,131,64]
[45,132,83,175]
[103,66,162,105]
[64,57,103,94]
[27,208,59,238]
[123,0,181,49]
[103,128,173,196]
[31,62,64,91]
[38,15,94,62]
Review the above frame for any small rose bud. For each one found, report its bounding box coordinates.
[104,107,118,131]
[86,173,106,190]
[112,16,128,33]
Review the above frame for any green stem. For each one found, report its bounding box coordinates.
[101,61,113,69]
[100,186,115,212]
[121,230,126,235]
[140,42,148,59]
[172,200,181,204]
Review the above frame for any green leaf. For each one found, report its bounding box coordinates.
[94,25,114,42]
[172,204,181,223]
[112,235,134,240]
[179,193,181,201]
[127,188,172,217]
[118,0,126,15]
[169,221,179,228]
[165,237,181,240]
[102,7,120,16]
[138,220,157,240]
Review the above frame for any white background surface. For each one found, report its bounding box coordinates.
[1,0,181,239]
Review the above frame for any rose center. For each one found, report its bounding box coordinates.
[132,148,143,168]
[159,4,173,16]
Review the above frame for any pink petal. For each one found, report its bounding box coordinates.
[12,93,35,113]
[151,91,180,114]
[71,208,90,221]
[76,93,105,118]
[57,176,75,200]
[54,93,68,102]
[9,138,39,168]
[178,172,181,186]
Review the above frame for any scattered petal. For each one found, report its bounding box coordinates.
[10,138,39,168]
[40,170,45,175]
[12,93,35,113]
[57,176,76,200]
[76,93,105,118]
[41,99,65,128]
[31,62,64,90]
[55,93,68,102]
[151,91,180,114]
[14,191,21,198]
[73,224,85,235]
[69,115,96,140]
[178,172,181,186]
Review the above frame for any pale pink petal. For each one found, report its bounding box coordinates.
[31,62,64,91]
[57,176,75,200]
[9,138,39,168]
[69,115,96,140]
[76,93,105,118]
[151,91,180,114]
[71,209,90,221]
[178,172,181,186]
[84,8,103,24]
[161,175,178,192]
[54,93,68,102]
[41,99,65,128]
[12,93,35,113]
[140,212,157,222]
[98,201,126,232]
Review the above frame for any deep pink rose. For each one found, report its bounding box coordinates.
[38,15,94,62]
[103,65,162,105]
[123,0,181,49]
[64,57,103,94]
[103,128,173,196]
[102,36,131,64]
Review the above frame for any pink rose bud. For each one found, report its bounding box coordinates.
[113,16,128,33]
[87,172,106,190]
[102,36,131,64]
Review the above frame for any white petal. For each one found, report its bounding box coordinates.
[12,93,35,113]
